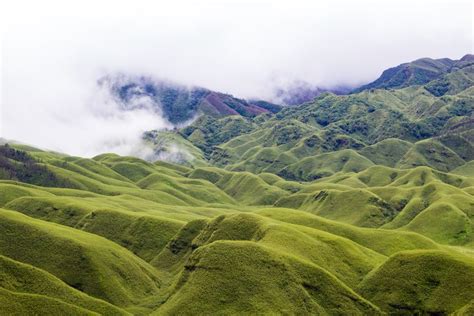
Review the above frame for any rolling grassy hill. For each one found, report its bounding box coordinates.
[0,141,473,314]
[127,55,473,171]
[1,56,473,314]
[171,57,473,180]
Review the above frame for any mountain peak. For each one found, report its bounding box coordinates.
[460,54,474,62]
[352,55,471,93]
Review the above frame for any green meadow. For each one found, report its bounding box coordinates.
[0,55,473,314]
[0,139,473,315]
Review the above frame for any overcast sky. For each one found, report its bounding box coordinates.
[0,0,472,156]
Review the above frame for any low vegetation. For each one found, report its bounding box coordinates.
[0,139,473,314]
[0,55,473,314]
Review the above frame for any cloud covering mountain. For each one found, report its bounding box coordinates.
[1,0,472,156]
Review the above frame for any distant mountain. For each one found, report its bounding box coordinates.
[99,74,281,124]
[353,54,474,93]
[176,56,473,178]
[273,81,351,105]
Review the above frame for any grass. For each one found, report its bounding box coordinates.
[169,60,474,179]
[0,126,473,314]
[397,139,465,172]
[453,160,474,177]
[157,240,381,315]
[352,57,454,92]
[255,207,440,256]
[189,167,290,205]
[0,255,128,315]
[279,149,374,181]
[359,138,413,167]
[5,196,184,261]
[1,54,473,314]
[0,288,97,316]
[0,208,162,311]
[359,250,474,314]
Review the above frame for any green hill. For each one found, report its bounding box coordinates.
[359,250,474,314]
[353,54,473,92]
[1,140,473,314]
[0,255,128,315]
[0,55,473,315]
[166,57,474,177]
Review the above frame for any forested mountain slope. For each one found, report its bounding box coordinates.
[352,54,474,92]
[171,61,473,178]
[101,74,281,124]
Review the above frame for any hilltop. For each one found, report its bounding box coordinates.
[353,54,474,92]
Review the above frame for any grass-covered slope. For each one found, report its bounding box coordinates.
[1,95,473,316]
[353,54,473,92]
[173,58,473,178]
[158,240,381,315]
[0,209,161,310]
[359,250,474,314]
[0,255,128,315]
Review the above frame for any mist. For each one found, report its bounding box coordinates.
[0,0,472,157]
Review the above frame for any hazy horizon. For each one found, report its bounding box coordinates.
[1,0,472,156]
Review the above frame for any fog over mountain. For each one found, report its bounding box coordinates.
[0,2,474,314]
[0,0,472,157]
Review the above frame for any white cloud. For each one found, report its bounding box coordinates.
[0,0,472,156]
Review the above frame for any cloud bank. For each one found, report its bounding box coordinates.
[0,0,472,157]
